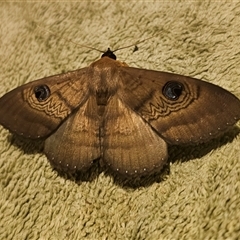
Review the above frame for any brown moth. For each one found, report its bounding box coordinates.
[0,48,240,176]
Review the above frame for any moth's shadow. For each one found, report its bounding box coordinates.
[8,134,45,155]
[168,125,240,165]
[6,126,240,188]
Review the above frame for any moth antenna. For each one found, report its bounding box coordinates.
[35,24,104,53]
[36,24,154,56]
[113,36,156,52]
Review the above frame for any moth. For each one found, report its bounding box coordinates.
[0,48,240,177]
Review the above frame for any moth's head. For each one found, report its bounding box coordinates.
[101,48,117,60]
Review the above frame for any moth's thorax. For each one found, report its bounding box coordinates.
[89,57,127,106]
